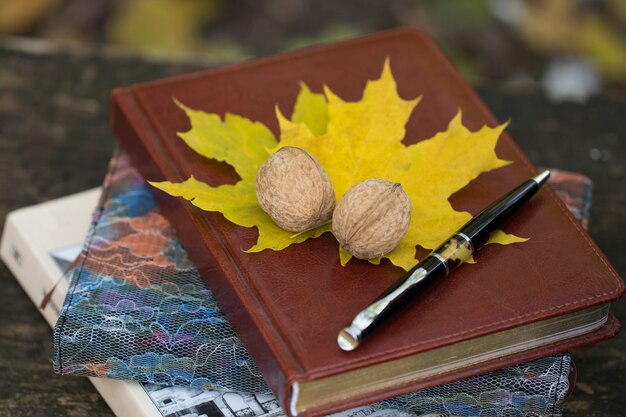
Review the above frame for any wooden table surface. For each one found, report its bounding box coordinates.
[0,38,624,417]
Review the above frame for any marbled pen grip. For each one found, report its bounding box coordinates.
[431,233,474,274]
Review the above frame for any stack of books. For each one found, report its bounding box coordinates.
[109,28,623,417]
[1,29,623,417]
[2,149,590,417]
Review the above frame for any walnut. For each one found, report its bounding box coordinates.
[256,146,335,232]
[332,179,411,260]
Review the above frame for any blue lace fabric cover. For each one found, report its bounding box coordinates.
[53,148,593,416]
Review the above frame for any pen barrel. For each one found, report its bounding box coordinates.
[338,172,548,351]
[459,179,539,249]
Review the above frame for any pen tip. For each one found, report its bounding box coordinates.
[338,328,360,351]
[532,170,550,187]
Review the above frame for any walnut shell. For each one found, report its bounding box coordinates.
[332,178,411,260]
[256,146,335,232]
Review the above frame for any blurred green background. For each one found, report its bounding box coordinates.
[1,0,625,100]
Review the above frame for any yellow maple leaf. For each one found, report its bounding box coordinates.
[150,59,526,271]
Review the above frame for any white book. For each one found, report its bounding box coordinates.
[0,189,414,417]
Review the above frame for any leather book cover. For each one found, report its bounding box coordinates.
[109,28,624,417]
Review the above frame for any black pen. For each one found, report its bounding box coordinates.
[337,170,551,351]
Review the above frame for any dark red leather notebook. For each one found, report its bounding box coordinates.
[110,29,624,417]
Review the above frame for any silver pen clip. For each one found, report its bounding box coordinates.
[337,267,429,351]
